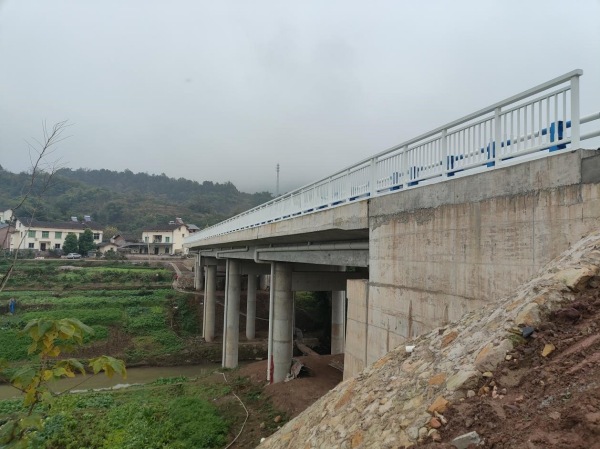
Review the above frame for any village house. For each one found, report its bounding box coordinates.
[0,208,13,223]
[140,217,197,255]
[97,241,119,254]
[0,223,10,250]
[9,216,103,253]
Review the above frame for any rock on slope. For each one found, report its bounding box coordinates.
[258,231,600,448]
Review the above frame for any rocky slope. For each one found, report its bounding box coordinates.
[258,230,600,448]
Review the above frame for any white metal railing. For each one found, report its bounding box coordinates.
[185,69,600,246]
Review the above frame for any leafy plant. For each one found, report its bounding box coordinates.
[62,233,79,255]
[0,317,126,447]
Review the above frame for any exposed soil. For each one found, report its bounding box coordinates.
[226,354,344,448]
[416,286,600,449]
[240,354,344,418]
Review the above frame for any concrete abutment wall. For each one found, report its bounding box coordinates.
[344,149,600,379]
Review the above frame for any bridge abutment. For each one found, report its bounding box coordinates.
[342,149,600,379]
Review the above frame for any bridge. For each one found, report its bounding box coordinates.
[184,69,600,383]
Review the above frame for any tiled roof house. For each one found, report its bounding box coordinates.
[9,217,103,252]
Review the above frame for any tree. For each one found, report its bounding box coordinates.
[103,225,119,240]
[0,121,67,294]
[78,228,95,255]
[0,318,126,446]
[62,233,78,254]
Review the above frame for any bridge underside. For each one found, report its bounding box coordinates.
[188,203,370,383]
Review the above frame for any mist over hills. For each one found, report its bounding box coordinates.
[0,165,273,236]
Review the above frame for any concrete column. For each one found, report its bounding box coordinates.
[270,262,293,383]
[222,259,241,368]
[246,274,257,340]
[194,255,204,291]
[203,265,217,342]
[331,290,346,355]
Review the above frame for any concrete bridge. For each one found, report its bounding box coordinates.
[184,69,600,383]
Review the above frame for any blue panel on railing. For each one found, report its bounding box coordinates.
[447,154,464,176]
[388,171,403,191]
[549,121,566,152]
[483,142,496,160]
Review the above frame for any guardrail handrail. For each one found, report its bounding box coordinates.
[185,69,600,246]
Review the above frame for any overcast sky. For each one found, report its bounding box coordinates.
[1,1,599,194]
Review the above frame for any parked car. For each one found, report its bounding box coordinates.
[66,253,82,259]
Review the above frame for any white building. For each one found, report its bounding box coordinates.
[0,208,13,223]
[141,218,197,255]
[9,217,103,252]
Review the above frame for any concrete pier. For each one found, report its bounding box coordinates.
[194,254,203,291]
[331,290,346,355]
[270,262,293,383]
[223,259,241,368]
[203,264,217,342]
[246,274,257,340]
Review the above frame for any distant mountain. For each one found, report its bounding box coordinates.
[0,166,273,236]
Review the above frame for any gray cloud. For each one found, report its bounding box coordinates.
[1,0,599,193]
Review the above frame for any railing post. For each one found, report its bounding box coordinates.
[369,157,377,197]
[400,145,408,186]
[570,74,581,148]
[441,129,448,176]
[494,107,501,165]
[345,168,350,201]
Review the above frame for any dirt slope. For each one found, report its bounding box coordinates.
[427,285,600,449]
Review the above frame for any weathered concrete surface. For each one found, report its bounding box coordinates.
[189,200,369,249]
[357,150,600,373]
[223,259,241,368]
[258,229,600,448]
[345,279,369,380]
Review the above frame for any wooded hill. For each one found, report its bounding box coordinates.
[0,166,273,235]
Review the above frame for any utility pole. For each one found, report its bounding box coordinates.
[276,163,280,197]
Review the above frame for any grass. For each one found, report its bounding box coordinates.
[0,288,185,364]
[0,380,232,449]
[0,259,172,289]
[0,259,283,449]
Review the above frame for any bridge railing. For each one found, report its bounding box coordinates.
[185,69,600,245]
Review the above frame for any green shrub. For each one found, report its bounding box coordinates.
[0,329,31,361]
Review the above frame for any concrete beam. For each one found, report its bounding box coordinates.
[187,200,368,250]
[199,243,369,268]
[257,249,368,267]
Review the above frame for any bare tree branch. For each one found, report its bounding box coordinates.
[0,120,70,293]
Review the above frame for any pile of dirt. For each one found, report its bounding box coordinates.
[419,285,600,449]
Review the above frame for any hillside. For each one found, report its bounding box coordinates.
[257,231,600,448]
[0,166,272,235]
